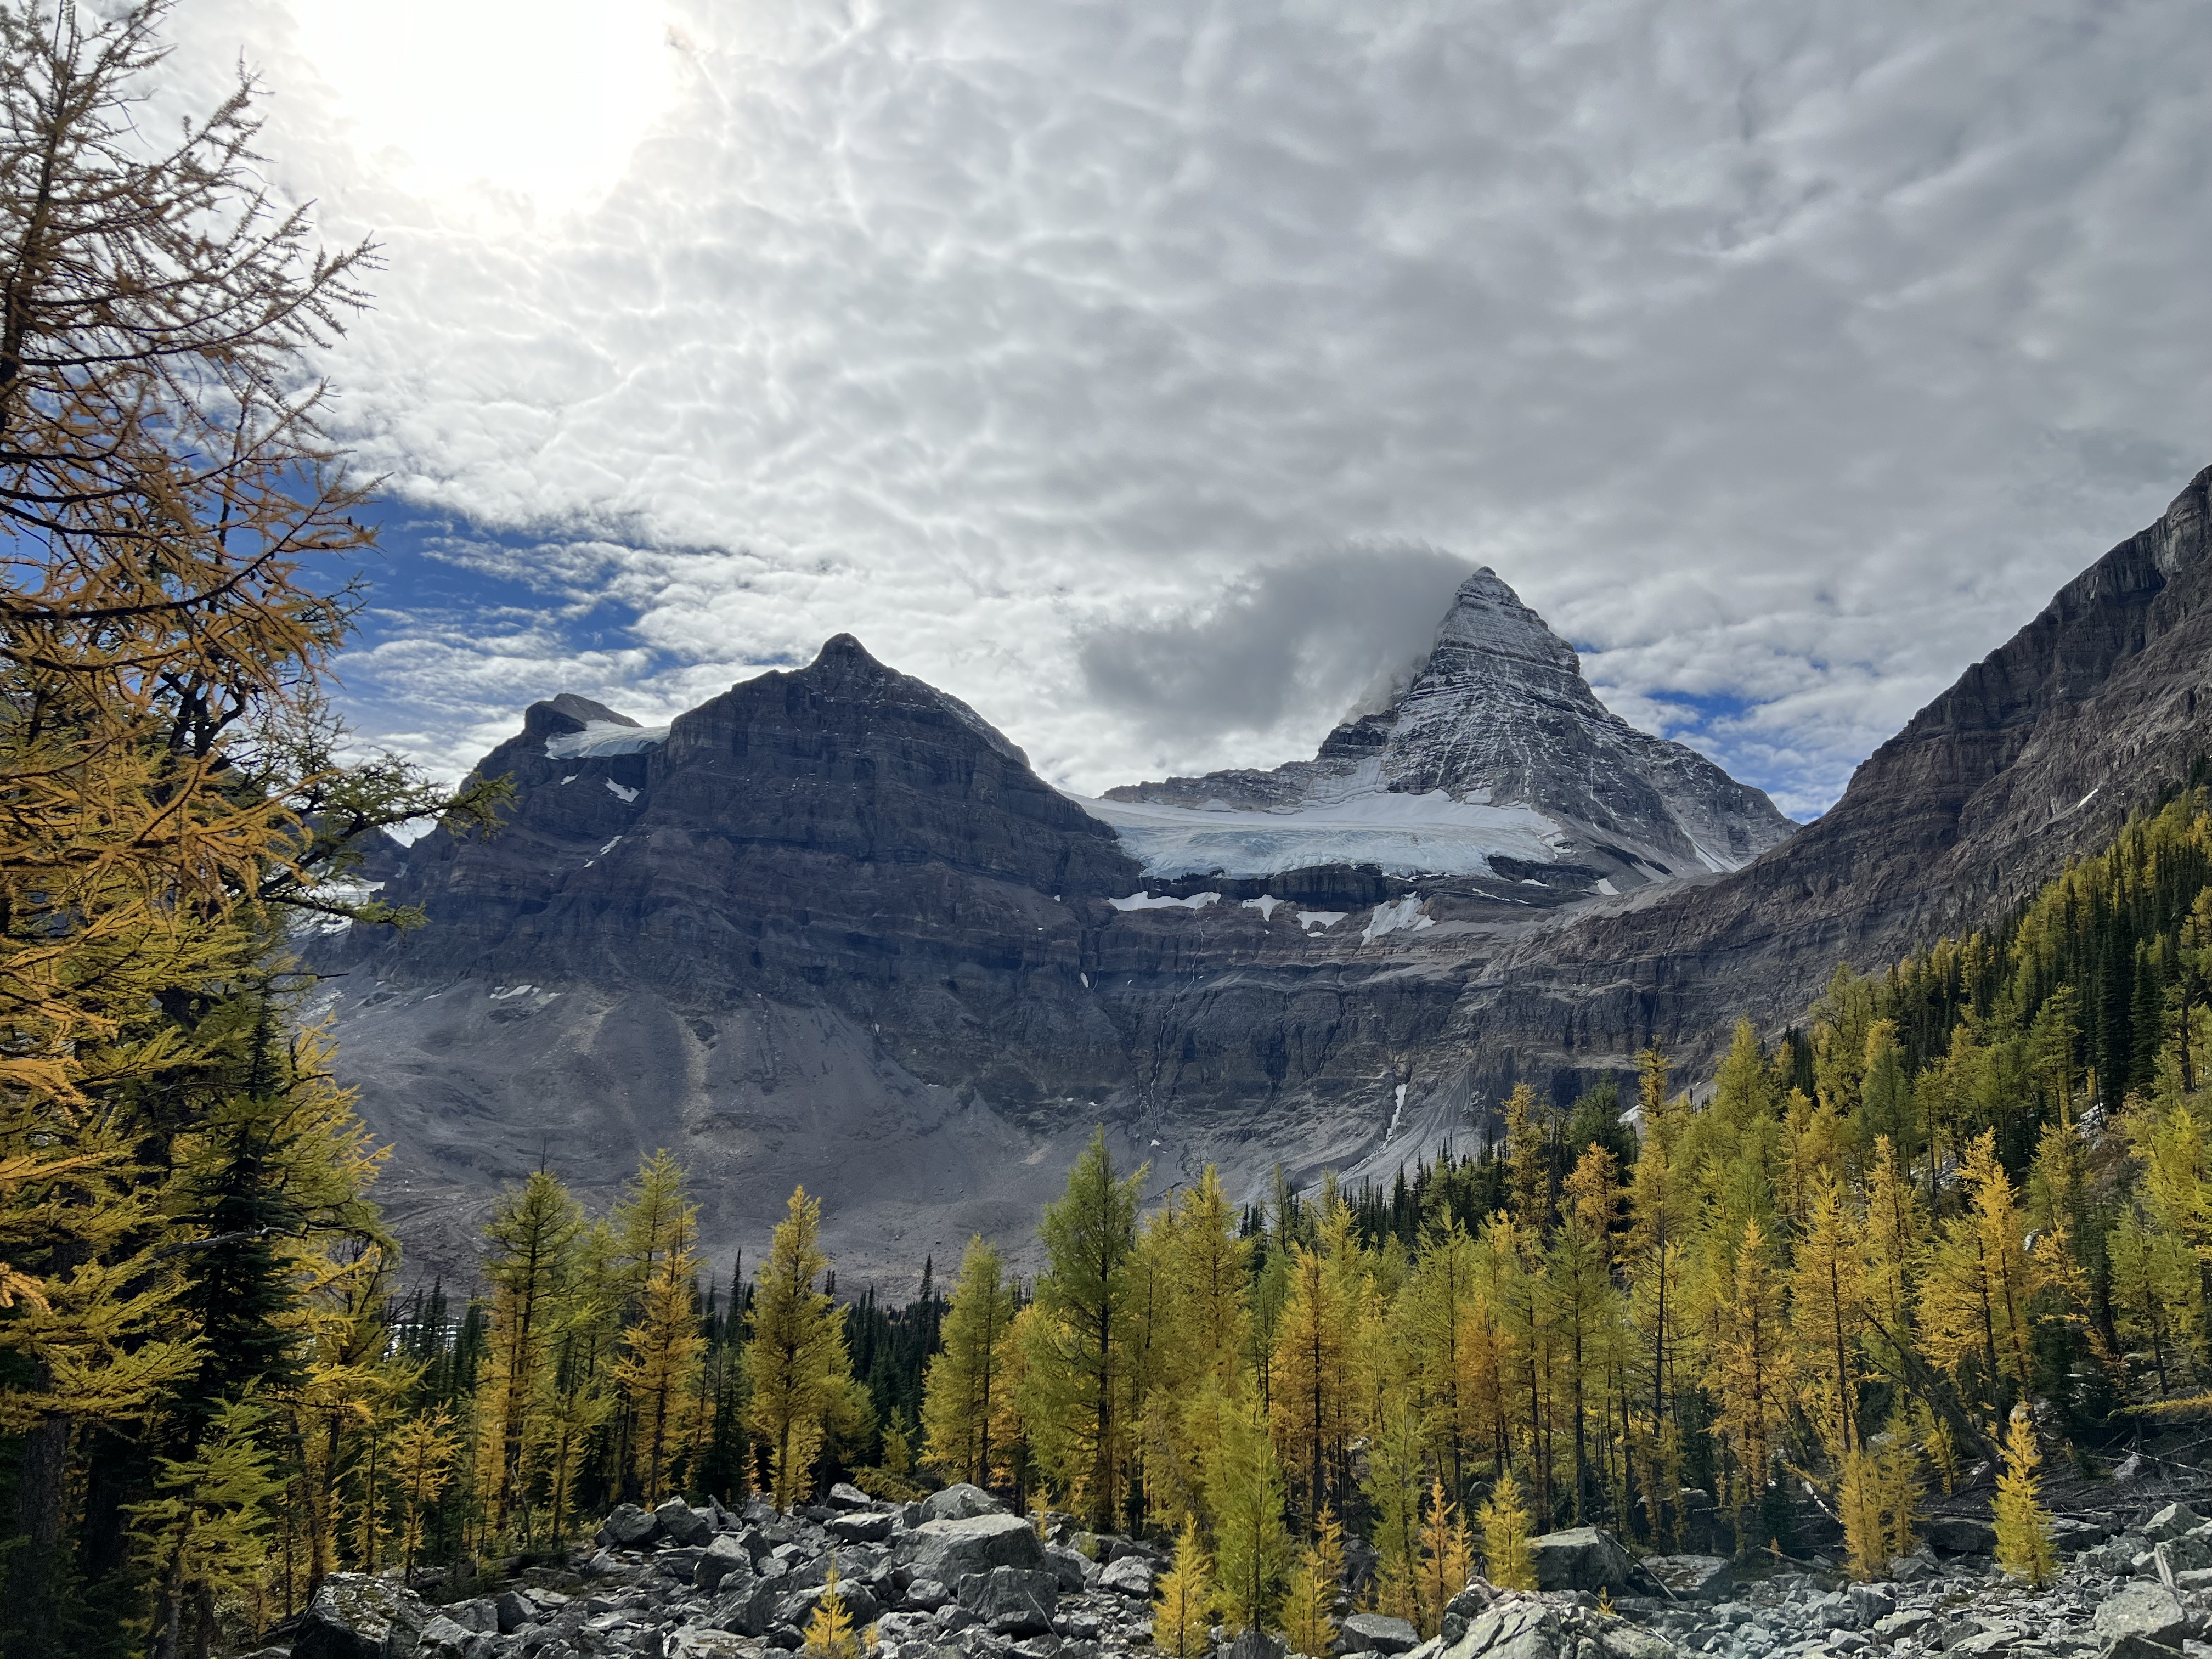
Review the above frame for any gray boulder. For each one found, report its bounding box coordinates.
[828,1509,898,1544]
[1228,1632,1287,1659]
[1847,1583,1895,1626]
[956,1565,1059,1635]
[291,1573,431,1659]
[1436,1596,1553,1659]
[670,1631,755,1659]
[1340,1612,1420,1654]
[2095,1583,2192,1650]
[711,1575,792,1637]
[1638,1556,1732,1600]
[1923,1514,1997,1555]
[2143,1503,2201,1543]
[785,1579,884,1629]
[923,1483,1007,1522]
[697,1534,756,1593]
[1043,1544,1097,1592]
[1099,1555,1155,1597]
[1529,1526,1633,1593]
[902,1511,1044,1581]
[599,1502,661,1548]
[902,1577,954,1611]
[830,1481,877,1510]
[657,1497,714,1547]
[414,1615,473,1659]
[495,1590,536,1634]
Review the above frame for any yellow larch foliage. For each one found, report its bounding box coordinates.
[1280,1506,1344,1658]
[804,1565,861,1659]
[1993,1407,2056,1588]
[1475,1466,1537,1592]
[1153,1514,1220,1659]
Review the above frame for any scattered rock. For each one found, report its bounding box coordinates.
[1638,1556,1733,1601]
[827,1509,897,1544]
[904,1510,1046,1582]
[1341,1611,1421,1654]
[657,1496,715,1547]
[1529,1527,1634,1594]
[829,1481,877,1510]
[1099,1555,1156,1598]
[957,1565,1060,1635]
[291,1573,431,1659]
[2094,1582,2192,1650]
[1925,1515,1999,1555]
[2144,1503,2202,1543]
[923,1483,1008,1522]
[599,1501,661,1548]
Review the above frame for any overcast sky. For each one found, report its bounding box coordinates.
[162,0,2211,819]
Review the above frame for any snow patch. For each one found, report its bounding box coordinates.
[1109,890,1221,912]
[1296,910,1346,932]
[1080,973,1091,989]
[1595,877,1618,895]
[1241,895,1283,921]
[600,836,622,855]
[560,775,577,786]
[1081,788,1556,880]
[1386,1082,1408,1141]
[605,778,639,803]
[1362,895,1436,944]
[545,721,669,759]
[489,984,537,1000]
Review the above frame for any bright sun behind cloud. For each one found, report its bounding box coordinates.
[290,0,676,216]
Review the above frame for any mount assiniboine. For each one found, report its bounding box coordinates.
[319,467,2212,1282]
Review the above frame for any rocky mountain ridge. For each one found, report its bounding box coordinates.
[317,468,2212,1282]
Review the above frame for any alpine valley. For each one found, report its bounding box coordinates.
[314,467,2212,1283]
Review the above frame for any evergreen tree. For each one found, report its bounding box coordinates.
[1027,1130,1144,1530]
[1993,1407,2056,1588]
[611,1160,705,1504]
[1475,1466,1536,1592]
[922,1236,1012,1488]
[474,1171,584,1539]
[747,1187,857,1510]
[1153,1515,1219,1659]
[1205,1392,1290,1633]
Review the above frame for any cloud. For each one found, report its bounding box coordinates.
[154,0,2212,811]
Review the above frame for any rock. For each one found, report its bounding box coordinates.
[2115,1453,2145,1483]
[656,1497,714,1547]
[952,1566,1058,1636]
[786,1579,884,1629]
[291,1573,431,1659]
[1846,1584,1894,1626]
[903,1578,954,1611]
[924,1483,1009,1522]
[2095,1583,2192,1650]
[2053,1517,2112,1552]
[415,1615,475,1659]
[2145,1504,2202,1543]
[1530,1526,1634,1593]
[1925,1515,1999,1555]
[903,1510,1045,1582]
[1045,1544,1098,1592]
[599,1502,660,1548]
[1638,1556,1733,1600]
[711,1574,792,1637]
[2100,1636,2188,1659]
[1875,1610,1936,1642]
[697,1533,757,1593]
[1438,1596,1554,1659]
[495,1589,537,1634]
[1099,1555,1156,1597]
[1340,1612,1420,1654]
[828,1510,898,1544]
[830,1482,878,1510]
[1228,1632,1287,1659]
[670,1632,754,1659]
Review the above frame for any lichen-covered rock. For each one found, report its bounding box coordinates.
[290,1573,430,1659]
[1098,1555,1155,1597]
[1342,1612,1420,1654]
[956,1565,1059,1635]
[2094,1582,2192,1649]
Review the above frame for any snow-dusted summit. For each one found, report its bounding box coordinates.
[1092,569,1797,885]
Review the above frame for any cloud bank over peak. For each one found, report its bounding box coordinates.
[157,0,2212,819]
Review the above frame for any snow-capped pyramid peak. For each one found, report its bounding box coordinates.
[1096,567,1797,885]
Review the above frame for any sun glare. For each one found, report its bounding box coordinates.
[291,0,676,216]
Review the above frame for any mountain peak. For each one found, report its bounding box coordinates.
[1100,567,1795,880]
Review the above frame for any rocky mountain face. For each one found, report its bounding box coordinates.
[1094,569,1796,886]
[320,469,2212,1283]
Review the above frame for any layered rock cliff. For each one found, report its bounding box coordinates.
[319,467,2212,1281]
